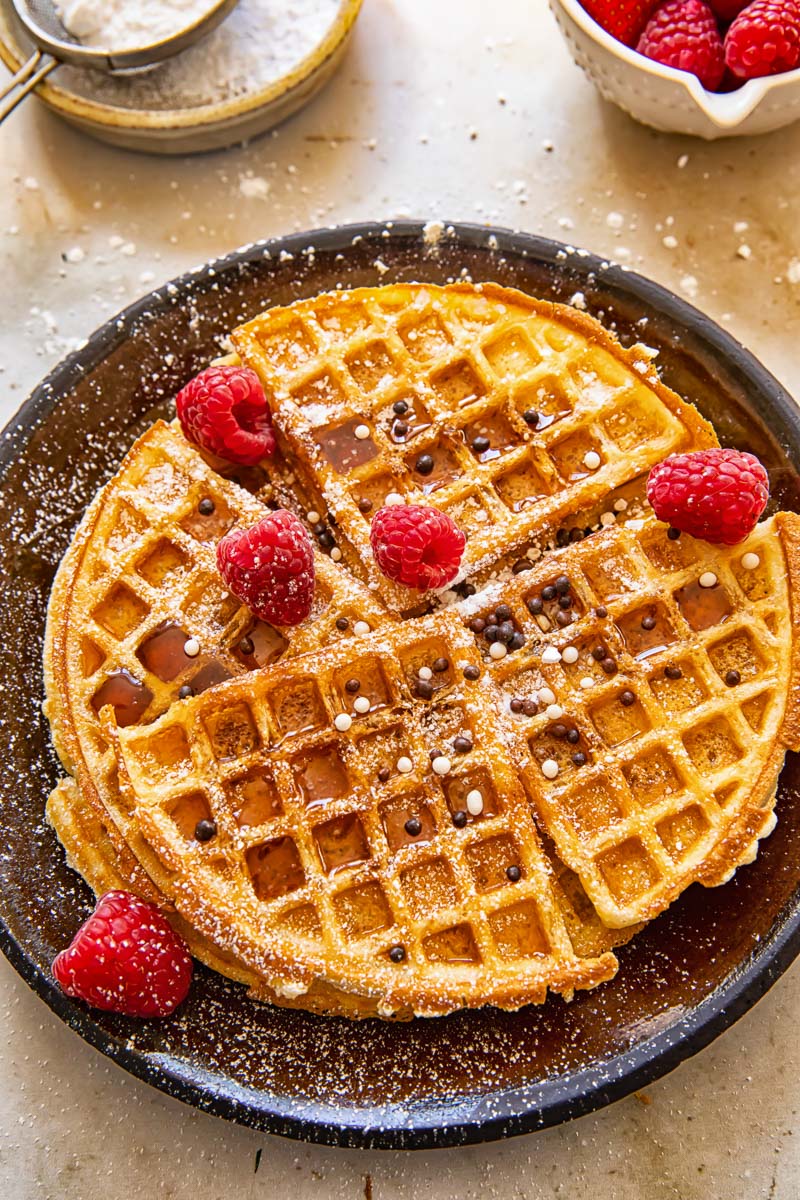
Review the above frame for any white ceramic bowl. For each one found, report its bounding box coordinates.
[549,0,800,139]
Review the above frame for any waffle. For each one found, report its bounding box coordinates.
[231,282,717,613]
[457,511,800,926]
[111,610,618,1017]
[44,418,392,915]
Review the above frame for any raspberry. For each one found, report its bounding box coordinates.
[725,0,800,79]
[175,365,275,466]
[370,505,466,591]
[637,0,726,89]
[52,891,192,1017]
[581,0,661,45]
[217,509,315,626]
[646,448,769,545]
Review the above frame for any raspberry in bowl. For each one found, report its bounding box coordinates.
[549,0,800,137]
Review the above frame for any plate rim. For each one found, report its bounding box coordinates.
[3,219,800,1151]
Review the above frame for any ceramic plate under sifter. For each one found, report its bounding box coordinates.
[0,0,363,153]
[2,222,800,1149]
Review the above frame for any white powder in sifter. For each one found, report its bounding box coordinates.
[55,0,341,111]
[55,0,219,51]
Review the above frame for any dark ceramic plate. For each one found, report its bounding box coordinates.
[2,221,800,1151]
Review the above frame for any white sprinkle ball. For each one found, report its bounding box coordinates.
[538,687,556,706]
[353,621,370,636]
[699,571,718,588]
[418,666,433,681]
[432,755,452,776]
[306,510,321,525]
[742,552,760,570]
[384,492,405,506]
[562,646,579,664]
[334,713,352,732]
[353,696,371,714]
[466,789,484,815]
[183,638,200,657]
[330,547,342,562]
[541,759,559,780]
[580,676,594,689]
[600,511,616,527]
[546,704,564,721]
[583,450,601,470]
[354,424,371,440]
[489,642,507,660]
[614,498,628,512]
[542,646,562,665]
[397,756,413,774]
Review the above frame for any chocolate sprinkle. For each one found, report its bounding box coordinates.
[522,698,538,717]
[415,454,434,476]
[510,698,524,714]
[432,657,449,673]
[522,409,539,427]
[345,678,361,693]
[415,680,434,700]
[335,617,350,631]
[377,766,391,782]
[463,665,480,680]
[506,865,522,883]
[404,817,422,837]
[453,736,473,753]
[358,497,373,513]
[595,606,608,619]
[452,810,468,828]
[178,684,194,699]
[393,399,409,415]
[725,669,741,686]
[194,819,217,842]
[389,945,406,962]
[238,635,255,656]
[620,690,635,707]
[641,615,657,631]
[665,664,683,679]
[667,527,682,540]
[472,435,490,454]
[198,497,215,515]
[571,752,587,766]
[601,658,618,676]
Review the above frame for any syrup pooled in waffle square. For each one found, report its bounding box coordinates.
[230,282,717,612]
[111,611,618,1016]
[44,419,393,910]
[457,511,800,928]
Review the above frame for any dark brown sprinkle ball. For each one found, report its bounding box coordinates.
[567,728,580,744]
[336,616,350,631]
[389,945,406,963]
[555,575,570,594]
[620,690,635,707]
[556,529,570,547]
[569,528,584,543]
[592,645,607,661]
[542,585,556,602]
[470,616,486,633]
[552,724,567,739]
[571,751,587,767]
[404,817,422,837]
[238,635,255,656]
[595,606,608,619]
[178,684,194,699]
[667,527,681,540]
[345,678,361,693]
[416,680,434,700]
[358,497,373,513]
[378,766,391,782]
[522,698,538,717]
[665,664,683,680]
[472,435,490,453]
[463,664,480,680]
[415,454,435,476]
[495,603,512,622]
[393,399,409,415]
[433,656,449,673]
[312,521,326,536]
[428,748,441,762]
[510,698,524,714]
[558,594,572,609]
[318,529,335,549]
[194,819,217,842]
[506,865,522,882]
[512,560,533,574]
[510,632,526,650]
[452,810,468,828]
[498,621,516,644]
[522,409,539,427]
[485,613,498,627]
[725,669,741,686]
[484,625,500,644]
[394,421,409,438]
[527,596,543,615]
[601,658,618,676]
[198,497,215,515]
[641,615,656,631]
[556,612,573,628]
[453,735,473,753]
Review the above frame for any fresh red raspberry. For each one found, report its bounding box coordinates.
[52,891,192,1017]
[637,0,726,89]
[370,505,466,591]
[581,0,661,46]
[647,448,769,545]
[175,365,275,466]
[725,0,800,79]
[217,509,315,626]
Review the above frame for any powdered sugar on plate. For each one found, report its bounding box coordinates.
[55,0,342,111]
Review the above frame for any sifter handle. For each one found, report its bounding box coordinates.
[0,50,59,123]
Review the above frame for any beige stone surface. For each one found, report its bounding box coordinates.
[2,0,800,1195]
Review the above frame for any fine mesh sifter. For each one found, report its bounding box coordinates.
[0,0,238,122]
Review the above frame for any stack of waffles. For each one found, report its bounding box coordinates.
[44,282,800,1018]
